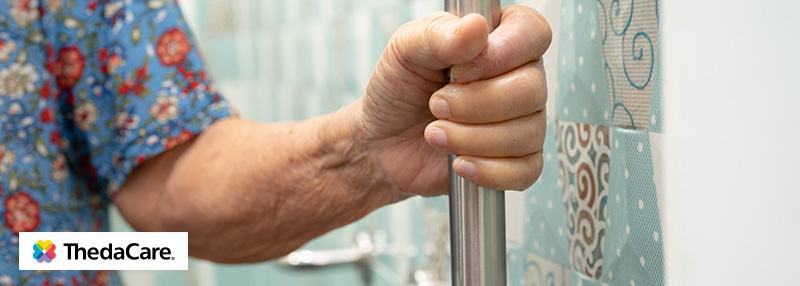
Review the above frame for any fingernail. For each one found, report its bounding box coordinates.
[450,62,483,83]
[427,127,447,149]
[430,98,449,119]
[457,160,477,178]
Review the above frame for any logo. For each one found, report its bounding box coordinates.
[33,240,56,263]
[20,232,188,270]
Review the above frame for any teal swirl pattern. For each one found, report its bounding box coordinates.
[610,0,633,36]
[600,0,658,130]
[623,32,654,90]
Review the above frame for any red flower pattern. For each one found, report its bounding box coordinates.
[156,28,191,66]
[3,191,40,234]
[53,46,85,90]
[39,81,52,98]
[119,65,148,95]
[50,130,61,145]
[86,1,98,14]
[40,107,54,123]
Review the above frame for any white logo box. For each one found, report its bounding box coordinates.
[19,232,188,270]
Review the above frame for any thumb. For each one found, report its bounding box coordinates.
[389,12,489,72]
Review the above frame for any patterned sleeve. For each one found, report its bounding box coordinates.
[53,0,231,197]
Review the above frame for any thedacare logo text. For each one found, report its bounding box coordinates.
[64,243,174,260]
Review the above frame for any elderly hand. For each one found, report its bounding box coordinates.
[356,5,552,197]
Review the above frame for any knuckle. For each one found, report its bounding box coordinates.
[510,63,547,112]
[387,23,416,60]
[423,12,452,25]
[509,6,546,35]
[512,7,552,57]
[422,20,438,45]
[510,4,536,14]
[423,12,452,40]
[392,21,415,43]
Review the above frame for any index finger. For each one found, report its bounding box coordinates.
[449,5,552,83]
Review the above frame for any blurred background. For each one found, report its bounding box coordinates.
[110,0,562,285]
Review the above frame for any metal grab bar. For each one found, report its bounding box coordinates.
[444,0,505,285]
[276,232,374,284]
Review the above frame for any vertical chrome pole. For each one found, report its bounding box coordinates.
[445,1,504,285]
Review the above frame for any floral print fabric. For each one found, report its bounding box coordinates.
[0,0,231,284]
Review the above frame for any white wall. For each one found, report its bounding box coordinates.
[663,1,800,285]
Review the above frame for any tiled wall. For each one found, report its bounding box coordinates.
[525,0,665,285]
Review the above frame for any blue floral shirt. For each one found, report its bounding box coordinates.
[0,0,230,284]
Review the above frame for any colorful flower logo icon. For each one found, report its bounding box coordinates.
[33,240,56,263]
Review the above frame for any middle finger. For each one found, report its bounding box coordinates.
[429,60,546,124]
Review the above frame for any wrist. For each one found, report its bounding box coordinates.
[311,100,405,211]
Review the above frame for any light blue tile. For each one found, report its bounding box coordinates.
[507,242,527,286]
[648,34,663,133]
[570,271,604,286]
[601,129,664,286]
[525,249,572,286]
[554,0,613,126]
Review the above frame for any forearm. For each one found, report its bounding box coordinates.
[115,101,401,263]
